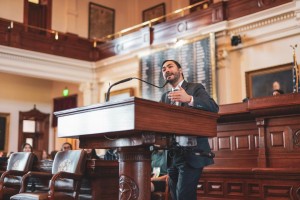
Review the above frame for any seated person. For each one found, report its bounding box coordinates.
[42,150,50,160]
[50,150,58,160]
[21,143,38,192]
[272,81,281,91]
[22,143,38,162]
[84,149,100,160]
[60,142,73,151]
[151,150,168,193]
[22,143,33,153]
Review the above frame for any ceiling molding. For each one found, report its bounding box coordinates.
[0,45,94,83]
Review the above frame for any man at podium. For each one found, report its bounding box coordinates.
[160,60,219,200]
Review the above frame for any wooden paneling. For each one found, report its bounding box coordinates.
[227,182,244,196]
[226,0,292,20]
[86,159,119,200]
[207,181,224,195]
[212,119,259,168]
[201,93,300,199]
[235,135,250,150]
[201,168,300,199]
[218,136,231,150]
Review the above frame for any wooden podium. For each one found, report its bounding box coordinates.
[55,97,218,200]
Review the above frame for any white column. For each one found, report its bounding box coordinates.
[79,81,99,106]
[296,0,300,26]
[216,31,232,105]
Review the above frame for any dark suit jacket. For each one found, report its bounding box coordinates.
[160,80,219,168]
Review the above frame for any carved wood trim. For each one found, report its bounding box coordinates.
[119,175,139,200]
[118,147,151,162]
[293,129,300,146]
[201,168,300,199]
[226,0,292,20]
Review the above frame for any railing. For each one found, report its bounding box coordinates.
[97,0,211,42]
[0,0,291,61]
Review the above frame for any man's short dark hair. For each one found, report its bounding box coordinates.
[161,60,182,69]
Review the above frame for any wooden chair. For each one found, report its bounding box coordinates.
[0,152,35,200]
[10,150,87,200]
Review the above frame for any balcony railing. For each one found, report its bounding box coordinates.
[0,0,292,61]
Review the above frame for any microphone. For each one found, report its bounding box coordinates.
[105,77,168,102]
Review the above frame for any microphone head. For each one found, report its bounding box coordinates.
[162,80,169,88]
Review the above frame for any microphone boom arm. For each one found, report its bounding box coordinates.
[105,77,168,102]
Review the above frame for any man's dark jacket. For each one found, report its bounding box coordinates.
[160,80,219,168]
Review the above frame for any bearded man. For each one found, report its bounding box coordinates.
[160,60,219,200]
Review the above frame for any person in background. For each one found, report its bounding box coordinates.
[22,143,33,152]
[41,150,49,160]
[21,143,38,192]
[272,81,281,91]
[151,150,168,193]
[61,142,73,151]
[50,150,58,160]
[84,149,100,160]
[272,81,284,95]
[160,60,219,200]
[22,143,38,162]
[104,149,118,160]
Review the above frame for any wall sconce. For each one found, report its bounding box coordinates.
[231,35,242,46]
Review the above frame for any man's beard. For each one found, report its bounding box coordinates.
[166,71,181,85]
